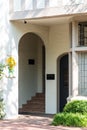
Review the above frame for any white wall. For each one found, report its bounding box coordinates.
[1,0,71,117]
[46,24,70,114]
[0,0,18,119]
[7,22,48,118]
[2,16,70,116]
[0,0,49,118]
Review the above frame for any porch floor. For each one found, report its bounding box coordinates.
[0,114,86,130]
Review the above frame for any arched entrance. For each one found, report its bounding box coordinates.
[58,54,69,112]
[18,32,45,113]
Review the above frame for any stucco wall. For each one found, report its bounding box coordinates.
[4,21,70,116]
[10,0,86,20]
[9,22,48,116]
[0,1,49,118]
[0,0,71,117]
[2,17,70,117]
[46,23,70,113]
[0,0,19,119]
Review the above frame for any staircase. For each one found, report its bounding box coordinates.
[19,93,45,114]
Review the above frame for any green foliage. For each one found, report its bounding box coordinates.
[63,100,87,114]
[0,64,6,119]
[0,64,6,79]
[52,100,87,127]
[0,99,5,119]
[52,113,87,127]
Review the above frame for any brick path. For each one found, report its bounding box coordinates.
[0,114,87,130]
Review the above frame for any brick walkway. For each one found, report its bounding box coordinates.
[0,114,87,130]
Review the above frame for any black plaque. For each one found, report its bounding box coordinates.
[47,74,55,80]
[28,59,35,65]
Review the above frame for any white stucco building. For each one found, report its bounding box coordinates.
[1,0,87,119]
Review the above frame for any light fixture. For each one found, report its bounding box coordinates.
[24,20,27,24]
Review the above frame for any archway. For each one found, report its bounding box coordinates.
[57,54,69,112]
[18,32,45,113]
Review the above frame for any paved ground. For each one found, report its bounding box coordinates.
[0,114,87,130]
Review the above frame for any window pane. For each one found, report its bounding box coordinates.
[63,0,84,5]
[49,0,58,7]
[14,0,21,11]
[78,22,87,46]
[76,0,84,4]
[78,53,87,96]
[63,0,71,5]
[37,0,45,9]
[25,0,33,10]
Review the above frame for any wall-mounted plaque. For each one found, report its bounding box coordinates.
[47,74,55,80]
[28,59,35,65]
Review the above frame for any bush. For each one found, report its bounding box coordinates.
[52,112,87,127]
[63,100,87,114]
[52,100,87,127]
[0,99,5,119]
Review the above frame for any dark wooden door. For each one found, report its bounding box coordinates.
[60,54,69,112]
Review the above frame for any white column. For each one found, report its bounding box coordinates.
[45,0,49,8]
[9,0,14,13]
[21,0,25,11]
[33,0,37,9]
[72,21,78,97]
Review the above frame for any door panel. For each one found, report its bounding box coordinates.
[60,54,69,112]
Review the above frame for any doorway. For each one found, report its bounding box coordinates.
[18,32,45,110]
[59,54,69,112]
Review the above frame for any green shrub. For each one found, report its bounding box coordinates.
[0,99,5,119]
[52,100,87,127]
[63,100,87,114]
[52,113,87,127]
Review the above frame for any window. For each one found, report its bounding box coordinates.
[78,22,87,46]
[78,52,87,96]
[25,0,33,10]
[49,0,58,7]
[63,0,84,5]
[75,0,84,4]
[14,0,21,11]
[36,0,45,9]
